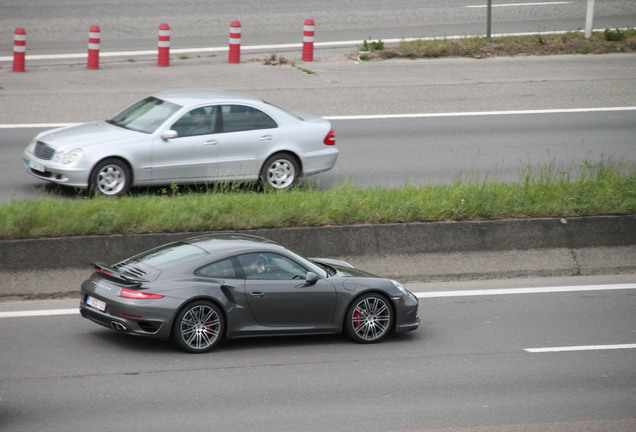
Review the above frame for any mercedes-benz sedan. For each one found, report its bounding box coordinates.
[24,90,338,196]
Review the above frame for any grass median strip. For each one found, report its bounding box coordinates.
[356,29,636,60]
[1,162,634,240]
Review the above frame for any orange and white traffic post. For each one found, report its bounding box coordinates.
[302,19,315,62]
[87,25,101,69]
[13,27,27,72]
[228,20,241,64]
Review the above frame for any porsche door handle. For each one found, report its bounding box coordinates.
[259,135,272,141]
[249,292,265,298]
[204,140,217,146]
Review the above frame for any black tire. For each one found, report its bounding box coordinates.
[89,158,131,196]
[172,301,224,353]
[260,153,300,190]
[345,293,393,344]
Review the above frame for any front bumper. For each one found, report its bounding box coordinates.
[394,291,420,334]
[23,155,89,188]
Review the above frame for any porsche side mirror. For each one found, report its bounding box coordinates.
[161,130,178,140]
[305,272,319,286]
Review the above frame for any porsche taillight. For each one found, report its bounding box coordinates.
[323,129,335,145]
[119,288,164,300]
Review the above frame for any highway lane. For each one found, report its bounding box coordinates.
[2,0,635,61]
[1,275,635,431]
[2,108,635,201]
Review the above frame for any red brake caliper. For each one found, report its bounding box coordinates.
[353,309,362,328]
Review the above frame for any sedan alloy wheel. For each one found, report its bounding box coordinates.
[261,153,299,190]
[90,158,131,196]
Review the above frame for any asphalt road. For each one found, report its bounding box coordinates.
[4,109,636,201]
[1,274,635,432]
[2,53,636,201]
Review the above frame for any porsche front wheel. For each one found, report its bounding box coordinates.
[345,294,393,344]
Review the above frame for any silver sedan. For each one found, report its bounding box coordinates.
[23,90,338,196]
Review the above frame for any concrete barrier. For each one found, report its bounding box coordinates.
[1,215,635,299]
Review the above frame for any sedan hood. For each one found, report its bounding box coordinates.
[38,121,143,151]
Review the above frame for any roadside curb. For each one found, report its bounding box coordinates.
[1,215,635,299]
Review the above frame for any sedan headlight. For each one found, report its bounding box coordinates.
[26,140,36,154]
[53,149,84,164]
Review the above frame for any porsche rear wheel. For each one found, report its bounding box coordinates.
[173,301,224,353]
[345,293,393,344]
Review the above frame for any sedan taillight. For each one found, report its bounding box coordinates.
[323,129,335,145]
[119,288,164,299]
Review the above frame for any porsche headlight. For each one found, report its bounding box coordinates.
[391,280,408,295]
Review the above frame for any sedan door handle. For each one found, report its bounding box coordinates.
[259,135,272,141]
[204,140,217,146]
[249,292,265,298]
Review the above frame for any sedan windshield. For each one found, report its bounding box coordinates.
[107,96,182,134]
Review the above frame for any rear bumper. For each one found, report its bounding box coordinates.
[302,148,339,176]
[80,300,169,339]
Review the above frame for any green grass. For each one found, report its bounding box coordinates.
[358,29,636,60]
[1,162,634,240]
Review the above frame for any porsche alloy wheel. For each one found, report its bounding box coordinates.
[173,301,224,353]
[346,294,393,344]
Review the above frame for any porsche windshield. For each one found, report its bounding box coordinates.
[108,96,182,134]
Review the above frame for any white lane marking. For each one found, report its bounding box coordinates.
[0,123,80,129]
[415,283,636,298]
[0,308,79,319]
[326,107,636,121]
[525,344,636,353]
[3,107,635,129]
[2,283,634,319]
[467,2,572,8]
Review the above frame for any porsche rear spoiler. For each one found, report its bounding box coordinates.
[91,262,148,286]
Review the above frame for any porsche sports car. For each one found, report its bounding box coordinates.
[23,90,338,196]
[80,234,420,353]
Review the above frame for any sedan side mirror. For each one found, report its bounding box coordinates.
[161,130,178,140]
[305,272,319,286]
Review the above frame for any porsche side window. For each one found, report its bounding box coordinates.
[171,106,216,137]
[197,258,238,278]
[219,105,277,133]
[237,253,307,280]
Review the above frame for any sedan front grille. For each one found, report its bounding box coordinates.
[34,141,56,160]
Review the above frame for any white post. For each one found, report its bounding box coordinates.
[585,0,595,39]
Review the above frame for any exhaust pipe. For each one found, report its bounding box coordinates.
[111,321,128,332]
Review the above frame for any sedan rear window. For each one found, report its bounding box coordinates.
[108,96,182,134]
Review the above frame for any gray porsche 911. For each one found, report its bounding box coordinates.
[80,233,420,353]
